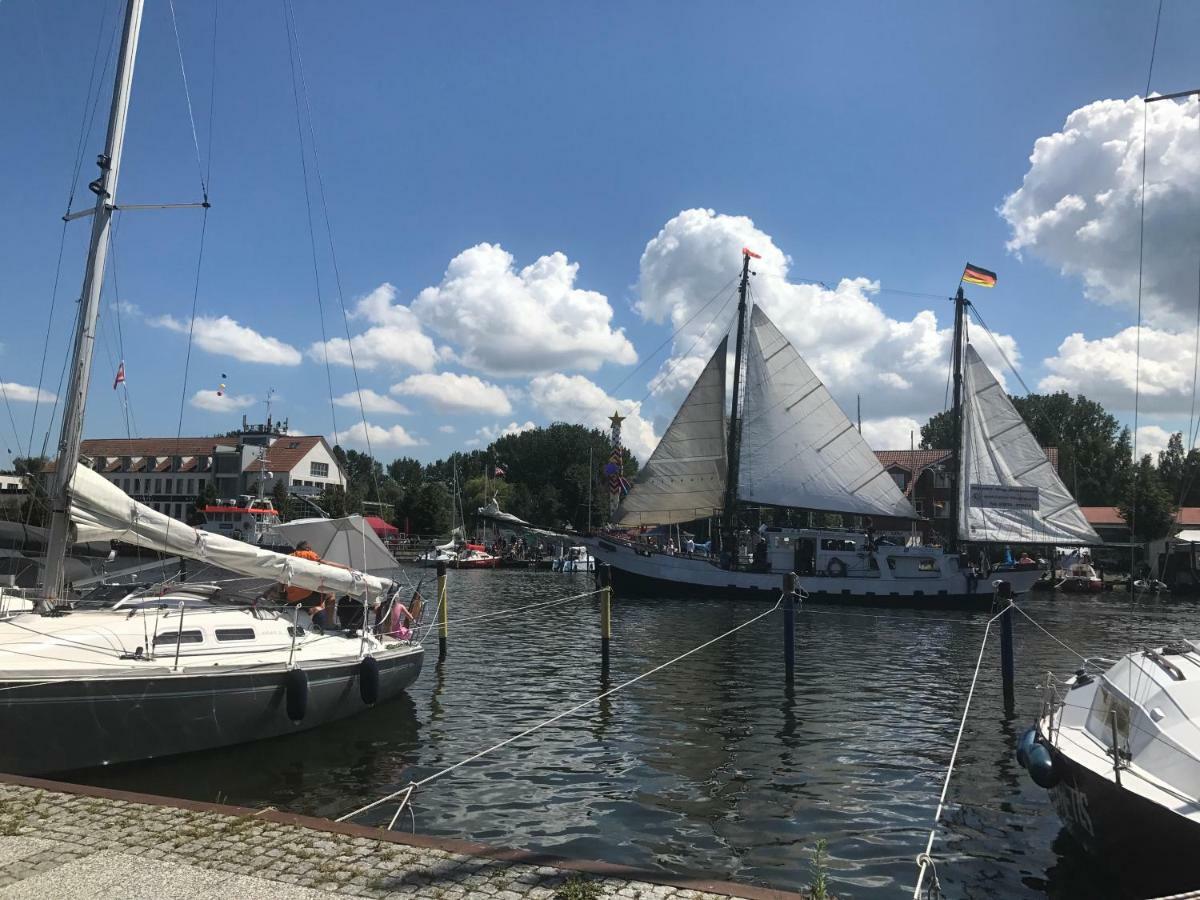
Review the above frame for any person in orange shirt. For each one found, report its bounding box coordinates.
[285,541,335,627]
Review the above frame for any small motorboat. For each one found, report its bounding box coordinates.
[552,545,595,573]
[1018,644,1200,893]
[454,544,499,569]
[1058,563,1103,593]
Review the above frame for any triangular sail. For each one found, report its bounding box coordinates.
[615,337,728,526]
[738,306,916,519]
[958,344,1099,545]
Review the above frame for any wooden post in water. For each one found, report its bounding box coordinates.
[995,579,1015,712]
[437,560,448,661]
[599,563,612,665]
[783,572,797,685]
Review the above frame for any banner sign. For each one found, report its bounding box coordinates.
[969,484,1039,510]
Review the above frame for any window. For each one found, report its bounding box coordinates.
[154,629,203,646]
[187,478,194,494]
[216,628,255,642]
[310,461,329,478]
[917,558,939,572]
[154,478,162,493]
[134,479,141,493]
[820,538,856,552]
[914,499,925,516]
[288,441,301,449]
[164,480,173,495]
[890,471,906,490]
[173,503,183,519]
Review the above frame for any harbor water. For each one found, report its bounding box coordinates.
[71,566,1200,898]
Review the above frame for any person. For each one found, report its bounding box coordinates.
[1018,550,1035,565]
[863,516,876,552]
[685,536,695,558]
[1003,545,1014,565]
[286,540,335,628]
[753,537,769,572]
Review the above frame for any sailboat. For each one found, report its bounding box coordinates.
[0,0,423,775]
[591,254,1098,608]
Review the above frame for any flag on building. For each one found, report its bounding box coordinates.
[112,361,125,390]
[494,464,506,478]
[962,263,997,288]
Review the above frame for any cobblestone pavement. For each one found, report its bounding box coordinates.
[0,782,799,899]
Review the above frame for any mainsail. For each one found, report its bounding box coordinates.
[738,306,916,519]
[68,464,395,599]
[615,337,729,526]
[958,344,1099,545]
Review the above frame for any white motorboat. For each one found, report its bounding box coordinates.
[552,545,595,573]
[1019,644,1200,892]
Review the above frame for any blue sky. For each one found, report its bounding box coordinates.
[3,0,1200,468]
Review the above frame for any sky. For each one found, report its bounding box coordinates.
[3,0,1200,469]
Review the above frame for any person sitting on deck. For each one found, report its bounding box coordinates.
[753,537,769,572]
[1017,551,1035,565]
[285,541,336,628]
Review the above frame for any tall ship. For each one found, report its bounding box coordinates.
[591,253,1098,608]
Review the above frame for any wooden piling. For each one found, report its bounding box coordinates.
[437,560,448,661]
[599,563,612,665]
[783,572,797,685]
[995,579,1014,711]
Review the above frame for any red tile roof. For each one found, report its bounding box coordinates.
[79,437,236,458]
[1080,506,1200,527]
[242,436,331,475]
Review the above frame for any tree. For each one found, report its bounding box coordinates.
[271,480,292,522]
[1119,454,1176,544]
[919,411,953,450]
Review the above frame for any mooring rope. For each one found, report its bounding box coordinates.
[912,600,1012,900]
[445,589,602,628]
[336,591,788,825]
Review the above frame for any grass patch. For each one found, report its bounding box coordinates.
[554,873,602,900]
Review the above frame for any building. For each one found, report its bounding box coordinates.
[73,417,345,522]
[0,474,25,515]
[1080,506,1200,547]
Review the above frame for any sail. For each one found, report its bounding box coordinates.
[958,344,1099,545]
[738,306,916,519]
[67,464,395,599]
[615,337,728,526]
[271,516,399,576]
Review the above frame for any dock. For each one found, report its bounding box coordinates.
[0,776,802,899]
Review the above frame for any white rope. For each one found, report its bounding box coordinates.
[912,600,1011,899]
[336,592,787,824]
[1009,604,1088,662]
[446,589,601,627]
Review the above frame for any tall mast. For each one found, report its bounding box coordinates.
[43,0,145,600]
[947,286,967,554]
[721,251,753,546]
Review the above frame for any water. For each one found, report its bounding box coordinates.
[72,567,1200,898]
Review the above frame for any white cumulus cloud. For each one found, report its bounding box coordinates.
[411,243,636,376]
[528,373,658,461]
[0,383,55,403]
[437,425,456,434]
[333,421,423,450]
[332,389,410,415]
[392,372,512,414]
[860,417,924,451]
[309,283,437,371]
[637,209,1018,423]
[152,314,301,365]
[1001,96,1200,326]
[190,389,255,412]
[1136,424,1175,460]
[474,420,537,445]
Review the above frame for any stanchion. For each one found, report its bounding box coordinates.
[783,572,797,685]
[995,579,1014,712]
[599,563,612,666]
[437,560,448,661]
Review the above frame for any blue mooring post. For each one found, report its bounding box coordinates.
[995,579,1015,713]
[783,572,797,685]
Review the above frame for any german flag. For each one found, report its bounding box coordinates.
[962,263,997,288]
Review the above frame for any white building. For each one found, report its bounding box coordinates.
[75,419,346,522]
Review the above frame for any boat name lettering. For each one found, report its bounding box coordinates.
[969,484,1039,510]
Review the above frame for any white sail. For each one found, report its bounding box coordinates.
[738,306,916,519]
[958,344,1099,545]
[615,337,728,526]
[68,464,394,599]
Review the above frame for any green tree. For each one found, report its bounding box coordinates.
[1120,454,1176,544]
[919,410,953,450]
[270,480,292,522]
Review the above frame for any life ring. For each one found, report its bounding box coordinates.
[826,557,847,578]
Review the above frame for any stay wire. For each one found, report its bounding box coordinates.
[167,0,208,198]
[282,0,338,440]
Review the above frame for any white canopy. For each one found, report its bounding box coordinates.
[270,515,398,576]
[958,344,1099,546]
[68,464,393,599]
[616,337,729,526]
[738,307,916,520]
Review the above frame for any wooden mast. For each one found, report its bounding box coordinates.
[720,251,753,555]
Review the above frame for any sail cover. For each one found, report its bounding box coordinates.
[738,306,916,519]
[67,464,395,599]
[615,337,728,526]
[270,515,399,576]
[959,344,1099,545]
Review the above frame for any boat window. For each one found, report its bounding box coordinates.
[820,539,856,551]
[74,583,153,609]
[215,628,255,642]
[917,558,938,572]
[154,629,204,645]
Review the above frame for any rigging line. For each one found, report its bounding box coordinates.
[27,225,70,463]
[1180,102,1200,508]
[282,0,338,439]
[638,288,739,407]
[966,305,1032,396]
[607,275,739,397]
[204,0,219,191]
[336,592,787,824]
[912,601,1011,900]
[65,0,120,213]
[37,293,86,461]
[167,0,208,197]
[0,379,25,464]
[283,0,379,501]
[104,214,137,442]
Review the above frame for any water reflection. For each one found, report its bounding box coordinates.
[70,570,1200,898]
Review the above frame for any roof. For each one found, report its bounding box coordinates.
[243,436,331,475]
[1080,506,1200,527]
[79,437,236,458]
[364,515,398,535]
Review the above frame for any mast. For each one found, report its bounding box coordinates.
[948,286,967,554]
[721,251,753,548]
[43,0,145,600]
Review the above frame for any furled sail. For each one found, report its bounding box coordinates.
[615,337,728,526]
[958,344,1099,545]
[738,306,916,519]
[67,464,395,599]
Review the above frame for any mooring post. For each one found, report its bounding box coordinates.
[995,579,1015,712]
[599,563,612,665]
[437,560,448,661]
[783,572,797,685]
